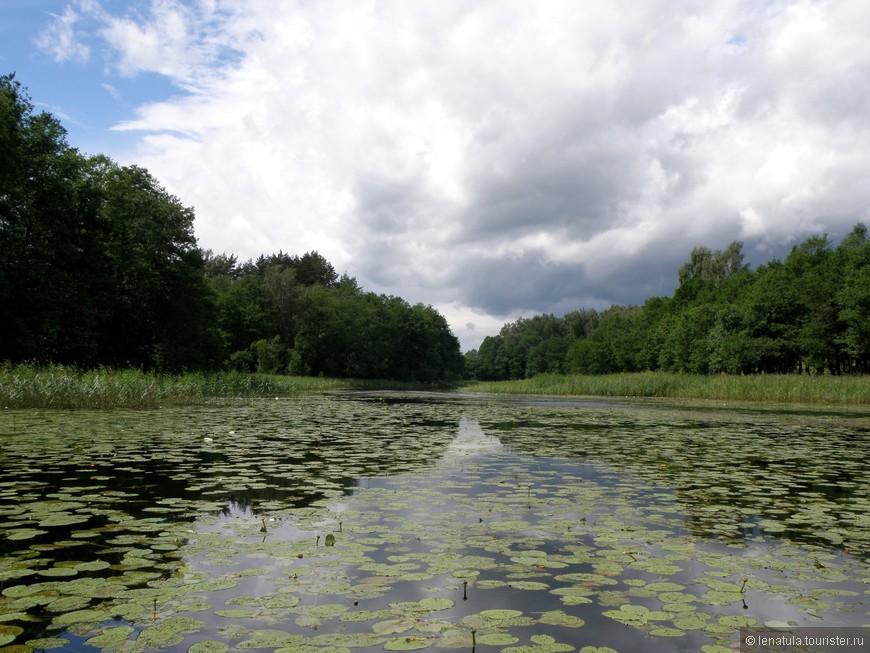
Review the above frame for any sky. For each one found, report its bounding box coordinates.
[3,0,870,351]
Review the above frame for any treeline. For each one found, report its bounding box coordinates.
[0,74,462,381]
[466,228,870,378]
[202,251,462,380]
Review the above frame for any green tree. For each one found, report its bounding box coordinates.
[526,335,570,376]
[782,235,843,373]
[0,74,96,363]
[566,306,641,374]
[94,162,218,370]
[472,335,510,381]
[678,241,747,286]
[836,223,870,371]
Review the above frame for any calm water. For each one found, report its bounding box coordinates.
[0,392,868,652]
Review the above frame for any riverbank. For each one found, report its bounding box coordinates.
[0,365,445,409]
[4,365,867,409]
[461,371,870,405]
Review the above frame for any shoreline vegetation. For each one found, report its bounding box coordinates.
[1,365,867,409]
[463,371,870,406]
[0,364,448,409]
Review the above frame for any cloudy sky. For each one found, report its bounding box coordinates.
[4,0,870,350]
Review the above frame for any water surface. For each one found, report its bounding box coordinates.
[1,392,868,652]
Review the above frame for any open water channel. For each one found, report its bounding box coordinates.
[1,392,868,652]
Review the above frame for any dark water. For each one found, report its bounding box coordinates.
[0,392,868,652]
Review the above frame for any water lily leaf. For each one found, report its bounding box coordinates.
[478,633,520,645]
[237,630,303,649]
[188,638,230,653]
[373,618,416,635]
[416,598,454,611]
[84,626,135,648]
[503,633,575,652]
[383,636,435,650]
[649,627,685,637]
[303,604,348,619]
[138,616,204,649]
[0,626,24,647]
[6,528,47,540]
[52,608,113,626]
[46,595,91,612]
[38,567,78,577]
[671,613,709,630]
[508,581,549,590]
[215,609,255,618]
[263,596,300,609]
[716,615,756,628]
[644,581,684,592]
[177,602,214,612]
[24,638,70,650]
[74,560,111,572]
[479,609,523,620]
[538,610,585,628]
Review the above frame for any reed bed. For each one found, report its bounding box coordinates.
[463,372,870,405]
[0,364,354,409]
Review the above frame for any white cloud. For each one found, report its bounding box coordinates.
[36,5,91,63]
[44,0,870,349]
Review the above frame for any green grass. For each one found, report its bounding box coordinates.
[462,372,870,405]
[5,365,866,409]
[0,364,449,409]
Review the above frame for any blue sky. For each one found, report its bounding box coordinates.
[2,1,170,155]
[4,1,870,351]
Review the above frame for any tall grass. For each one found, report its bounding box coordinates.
[0,364,358,409]
[462,372,870,405]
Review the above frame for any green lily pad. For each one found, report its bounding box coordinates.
[479,609,523,620]
[538,610,585,627]
[188,639,230,653]
[52,608,113,626]
[138,616,204,649]
[214,609,255,618]
[24,638,71,650]
[85,626,135,648]
[0,626,24,647]
[478,633,520,645]
[503,633,575,652]
[383,636,435,650]
[6,528,47,540]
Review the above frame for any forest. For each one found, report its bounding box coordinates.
[465,227,870,379]
[0,74,462,382]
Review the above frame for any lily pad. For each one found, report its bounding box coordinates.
[85,626,135,648]
[188,638,230,653]
[383,636,435,650]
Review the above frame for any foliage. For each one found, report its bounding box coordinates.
[466,230,870,379]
